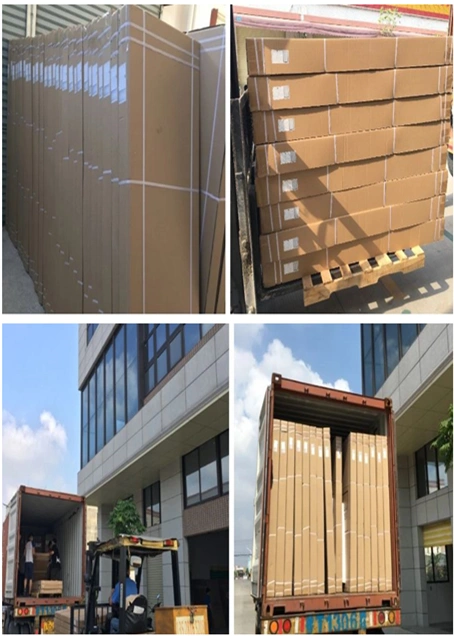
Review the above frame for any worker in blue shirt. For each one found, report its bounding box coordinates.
[109,562,138,634]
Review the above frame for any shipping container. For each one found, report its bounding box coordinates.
[2,485,86,634]
[252,374,400,634]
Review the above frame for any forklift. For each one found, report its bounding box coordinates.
[73,534,187,634]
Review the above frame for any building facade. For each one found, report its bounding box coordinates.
[77,323,229,633]
[361,324,453,629]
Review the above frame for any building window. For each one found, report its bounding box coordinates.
[183,431,229,508]
[415,439,448,498]
[361,324,424,395]
[425,546,449,583]
[143,482,161,527]
[87,324,98,344]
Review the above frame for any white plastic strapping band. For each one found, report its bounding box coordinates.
[393,68,397,98]
[275,233,281,261]
[278,202,283,231]
[333,135,337,164]
[324,38,327,72]
[254,37,259,75]
[267,235,272,263]
[271,112,278,141]
[254,77,260,111]
[266,176,271,207]
[269,208,274,233]
[430,196,433,221]
[120,20,197,60]
[328,105,331,135]
[394,37,398,67]
[330,192,333,218]
[118,36,199,71]
[261,38,266,74]
[335,73,339,104]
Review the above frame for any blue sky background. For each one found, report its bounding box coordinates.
[234,323,361,566]
[2,324,80,507]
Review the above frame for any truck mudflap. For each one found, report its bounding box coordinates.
[262,608,401,633]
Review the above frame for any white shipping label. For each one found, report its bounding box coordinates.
[278,117,295,132]
[296,440,301,452]
[284,207,299,221]
[318,446,322,458]
[280,150,296,165]
[383,447,387,460]
[282,178,298,192]
[272,85,290,101]
[359,451,363,463]
[283,261,298,275]
[283,237,298,252]
[289,437,294,450]
[271,49,289,64]
[273,440,278,452]
[311,443,315,456]
[303,441,308,454]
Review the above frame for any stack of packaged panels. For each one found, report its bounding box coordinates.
[267,421,393,597]
[246,37,453,289]
[6,6,200,313]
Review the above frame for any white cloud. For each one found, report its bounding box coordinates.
[234,337,350,561]
[234,324,266,351]
[2,410,69,508]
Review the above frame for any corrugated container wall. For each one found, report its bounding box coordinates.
[2,4,161,220]
[55,502,85,597]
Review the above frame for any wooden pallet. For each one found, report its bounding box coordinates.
[31,580,63,598]
[303,246,425,306]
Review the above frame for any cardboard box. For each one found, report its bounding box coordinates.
[284,421,295,596]
[252,94,450,145]
[302,425,310,595]
[343,433,357,592]
[364,436,372,593]
[266,420,281,598]
[256,122,448,177]
[309,425,318,594]
[369,435,378,592]
[248,66,452,111]
[260,195,444,263]
[259,170,448,234]
[293,424,303,596]
[376,436,386,591]
[255,147,447,207]
[261,217,444,287]
[316,427,325,594]
[357,434,364,593]
[189,25,225,314]
[382,436,393,591]
[246,36,452,76]
[323,428,335,594]
[333,437,343,593]
[275,420,288,597]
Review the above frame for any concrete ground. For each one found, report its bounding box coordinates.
[233,579,452,634]
[256,173,453,314]
[2,228,44,313]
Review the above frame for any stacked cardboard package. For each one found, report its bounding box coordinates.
[7,6,223,313]
[266,422,393,597]
[54,608,85,634]
[246,37,452,289]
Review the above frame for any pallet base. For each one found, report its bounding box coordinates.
[303,246,424,306]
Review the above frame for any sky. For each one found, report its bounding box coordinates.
[2,324,80,510]
[234,323,361,566]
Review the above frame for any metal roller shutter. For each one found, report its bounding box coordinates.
[147,554,163,607]
[423,520,452,547]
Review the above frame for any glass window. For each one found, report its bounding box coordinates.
[425,547,435,582]
[157,350,168,383]
[169,324,179,335]
[147,336,155,363]
[415,447,427,498]
[200,439,218,500]
[184,324,201,354]
[143,481,161,527]
[400,324,418,356]
[201,324,214,336]
[170,332,183,369]
[82,387,88,467]
[115,328,126,432]
[184,450,201,507]
[362,325,374,396]
[146,365,155,394]
[415,439,448,499]
[89,373,96,461]
[96,361,105,453]
[105,344,114,444]
[385,324,400,377]
[433,546,448,582]
[126,325,139,422]
[220,430,229,494]
[87,324,98,344]
[426,445,438,494]
[115,328,125,381]
[156,325,166,351]
[438,457,448,490]
[373,325,385,392]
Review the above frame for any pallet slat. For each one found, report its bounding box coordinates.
[303,246,425,306]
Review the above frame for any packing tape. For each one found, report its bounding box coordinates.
[254,38,259,76]
[119,35,199,71]
[120,19,198,60]
[261,37,266,75]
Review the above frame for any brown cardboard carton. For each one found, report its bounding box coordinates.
[284,422,295,596]
[369,435,378,592]
[302,425,310,595]
[275,420,288,597]
[261,218,444,287]
[323,428,335,594]
[255,147,447,207]
[248,66,452,112]
[309,425,318,594]
[256,123,447,178]
[246,36,452,76]
[376,436,386,591]
[357,434,364,592]
[189,25,225,314]
[252,95,450,145]
[293,424,303,596]
[333,437,343,593]
[259,170,447,233]
[382,436,393,591]
[364,435,372,593]
[342,433,357,592]
[316,427,325,594]
[266,420,281,598]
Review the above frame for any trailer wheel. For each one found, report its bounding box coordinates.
[6,619,21,634]
[255,610,261,634]
[19,622,32,634]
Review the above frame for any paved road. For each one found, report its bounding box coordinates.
[234,579,255,634]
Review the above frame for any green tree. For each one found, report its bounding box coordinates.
[108,498,145,536]
[378,7,401,36]
[431,405,453,472]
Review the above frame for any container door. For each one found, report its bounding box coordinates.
[4,490,20,599]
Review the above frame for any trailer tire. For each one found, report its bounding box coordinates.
[255,610,261,634]
[19,622,32,634]
[6,619,21,634]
